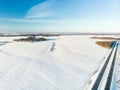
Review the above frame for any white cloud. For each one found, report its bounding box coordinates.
[25,0,54,19]
[0,18,49,23]
[0,18,120,33]
[0,18,79,24]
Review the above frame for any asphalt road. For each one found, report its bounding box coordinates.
[92,42,118,90]
[105,42,118,90]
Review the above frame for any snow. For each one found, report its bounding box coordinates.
[116,42,120,90]
[0,35,108,90]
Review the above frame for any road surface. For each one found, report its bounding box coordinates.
[91,41,119,90]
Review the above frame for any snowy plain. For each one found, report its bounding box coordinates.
[0,35,110,90]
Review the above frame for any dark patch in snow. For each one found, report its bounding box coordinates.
[50,42,56,52]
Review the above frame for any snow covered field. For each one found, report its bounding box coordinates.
[0,35,109,90]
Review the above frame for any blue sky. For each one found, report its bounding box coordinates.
[0,0,120,33]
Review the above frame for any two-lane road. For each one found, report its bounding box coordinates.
[91,41,119,90]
